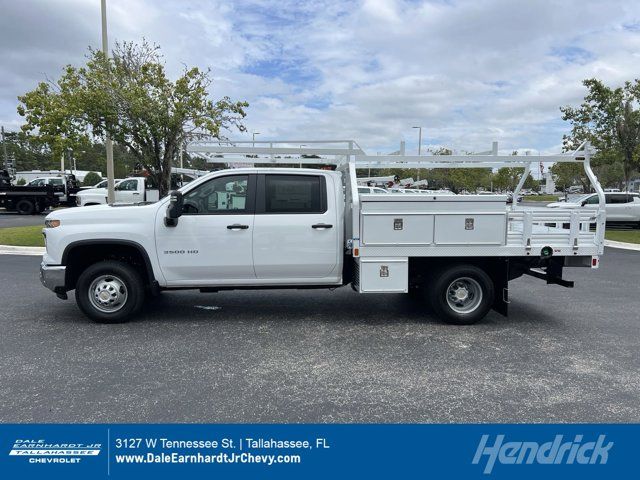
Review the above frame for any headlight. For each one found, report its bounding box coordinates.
[44,219,61,228]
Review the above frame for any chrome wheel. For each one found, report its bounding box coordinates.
[88,275,128,313]
[446,277,483,314]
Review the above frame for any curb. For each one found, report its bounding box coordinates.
[604,240,640,252]
[0,245,46,256]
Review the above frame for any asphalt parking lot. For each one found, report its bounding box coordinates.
[0,211,49,228]
[0,248,638,424]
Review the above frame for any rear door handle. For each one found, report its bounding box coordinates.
[312,223,333,229]
[227,224,249,230]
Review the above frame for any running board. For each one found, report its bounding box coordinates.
[524,268,574,288]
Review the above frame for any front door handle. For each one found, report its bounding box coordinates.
[312,223,333,229]
[227,224,249,230]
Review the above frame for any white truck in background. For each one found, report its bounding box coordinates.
[75,168,210,206]
[39,140,605,325]
[76,177,157,206]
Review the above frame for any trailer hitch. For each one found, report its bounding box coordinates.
[524,268,574,288]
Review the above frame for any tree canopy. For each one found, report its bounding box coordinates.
[561,78,640,187]
[17,40,248,196]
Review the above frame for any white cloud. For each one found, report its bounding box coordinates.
[0,0,639,155]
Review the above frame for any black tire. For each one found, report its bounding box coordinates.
[34,201,45,214]
[16,199,35,215]
[428,264,494,325]
[75,261,145,323]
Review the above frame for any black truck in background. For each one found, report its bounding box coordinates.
[0,169,58,214]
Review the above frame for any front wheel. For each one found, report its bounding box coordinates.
[428,265,494,325]
[75,261,145,323]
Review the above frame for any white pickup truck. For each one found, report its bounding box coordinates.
[40,140,606,325]
[75,168,211,206]
[75,177,158,206]
[547,192,640,227]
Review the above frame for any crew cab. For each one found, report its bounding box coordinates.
[75,177,159,206]
[39,140,606,325]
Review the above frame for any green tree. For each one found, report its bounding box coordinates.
[550,163,587,192]
[18,40,248,196]
[421,147,492,193]
[0,131,55,171]
[561,78,640,187]
[82,171,102,186]
[492,167,522,191]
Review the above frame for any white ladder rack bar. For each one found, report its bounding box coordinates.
[187,139,365,158]
[190,146,357,156]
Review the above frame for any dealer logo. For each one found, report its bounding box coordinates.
[472,434,613,474]
[9,439,102,464]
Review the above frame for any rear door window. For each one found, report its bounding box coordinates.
[262,175,326,214]
[606,194,628,204]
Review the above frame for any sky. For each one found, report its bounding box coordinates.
[0,0,639,155]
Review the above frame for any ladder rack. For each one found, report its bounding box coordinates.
[187,138,606,251]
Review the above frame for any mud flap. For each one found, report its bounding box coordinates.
[492,258,509,317]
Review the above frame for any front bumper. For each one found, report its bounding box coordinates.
[40,263,67,296]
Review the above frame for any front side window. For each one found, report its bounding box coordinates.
[264,175,325,213]
[358,187,369,194]
[29,179,45,186]
[116,179,138,191]
[183,175,249,214]
[584,195,600,205]
[51,178,64,185]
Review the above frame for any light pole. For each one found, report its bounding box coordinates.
[299,144,306,168]
[2,126,9,171]
[101,0,115,204]
[412,126,423,181]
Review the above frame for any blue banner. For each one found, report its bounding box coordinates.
[0,423,635,479]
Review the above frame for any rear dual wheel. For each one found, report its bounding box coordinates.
[16,199,35,215]
[427,265,494,325]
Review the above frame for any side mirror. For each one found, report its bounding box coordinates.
[581,201,587,207]
[165,191,183,227]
